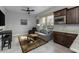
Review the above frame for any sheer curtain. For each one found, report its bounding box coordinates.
[47,15,54,26]
[46,15,54,31]
[40,17,47,30]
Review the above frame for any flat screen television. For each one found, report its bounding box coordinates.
[0,10,5,26]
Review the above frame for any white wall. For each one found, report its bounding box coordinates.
[5,11,36,36]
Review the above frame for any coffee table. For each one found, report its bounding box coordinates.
[27,34,38,41]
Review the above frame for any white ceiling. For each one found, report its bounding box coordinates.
[3,6,75,15]
[4,6,52,15]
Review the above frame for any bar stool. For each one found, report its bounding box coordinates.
[1,34,12,50]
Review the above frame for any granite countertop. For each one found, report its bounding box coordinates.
[53,25,79,53]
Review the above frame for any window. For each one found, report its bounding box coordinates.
[41,17,46,25]
[47,15,54,26]
[38,14,54,31]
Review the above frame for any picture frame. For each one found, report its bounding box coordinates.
[21,19,27,25]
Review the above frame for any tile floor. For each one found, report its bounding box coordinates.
[0,36,73,53]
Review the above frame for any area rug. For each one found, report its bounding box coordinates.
[18,36,47,53]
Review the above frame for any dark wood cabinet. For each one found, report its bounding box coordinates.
[54,8,67,17]
[53,32,64,45]
[54,6,79,24]
[53,31,77,48]
[64,33,77,48]
[66,7,79,24]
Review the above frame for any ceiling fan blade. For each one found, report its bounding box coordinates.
[22,9,27,11]
[30,10,34,11]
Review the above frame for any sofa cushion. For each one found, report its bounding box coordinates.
[40,30,48,34]
[36,31,52,41]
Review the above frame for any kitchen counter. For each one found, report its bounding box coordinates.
[53,25,79,53]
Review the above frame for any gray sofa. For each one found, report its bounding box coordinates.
[36,30,53,41]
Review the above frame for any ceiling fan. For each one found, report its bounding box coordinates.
[22,7,35,14]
